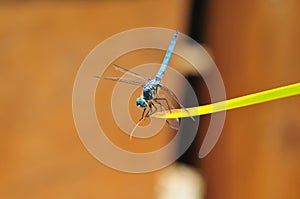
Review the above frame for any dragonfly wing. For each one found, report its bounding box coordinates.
[94,76,145,86]
[113,64,152,81]
[160,85,195,121]
[166,118,180,130]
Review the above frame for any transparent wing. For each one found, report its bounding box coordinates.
[160,85,195,121]
[94,76,145,86]
[113,64,152,81]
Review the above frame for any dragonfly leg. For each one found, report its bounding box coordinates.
[154,98,179,130]
[139,108,146,121]
[145,102,157,118]
[155,98,172,113]
[150,102,158,116]
[153,99,164,112]
[144,103,152,118]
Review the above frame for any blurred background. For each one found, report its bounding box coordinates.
[1,0,300,198]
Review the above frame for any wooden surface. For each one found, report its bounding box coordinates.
[202,0,300,199]
[0,1,188,198]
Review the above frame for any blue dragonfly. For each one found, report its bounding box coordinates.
[95,31,192,138]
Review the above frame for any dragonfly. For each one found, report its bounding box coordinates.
[95,31,193,139]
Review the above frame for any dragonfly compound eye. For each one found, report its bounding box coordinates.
[136,97,148,108]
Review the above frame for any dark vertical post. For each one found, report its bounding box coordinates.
[177,0,210,166]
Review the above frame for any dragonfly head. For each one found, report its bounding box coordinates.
[136,97,148,108]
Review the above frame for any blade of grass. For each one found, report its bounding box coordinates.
[151,82,300,119]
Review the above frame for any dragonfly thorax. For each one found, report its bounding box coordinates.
[136,80,160,109]
[143,80,159,101]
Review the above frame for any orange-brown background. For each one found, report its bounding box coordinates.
[1,0,300,199]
